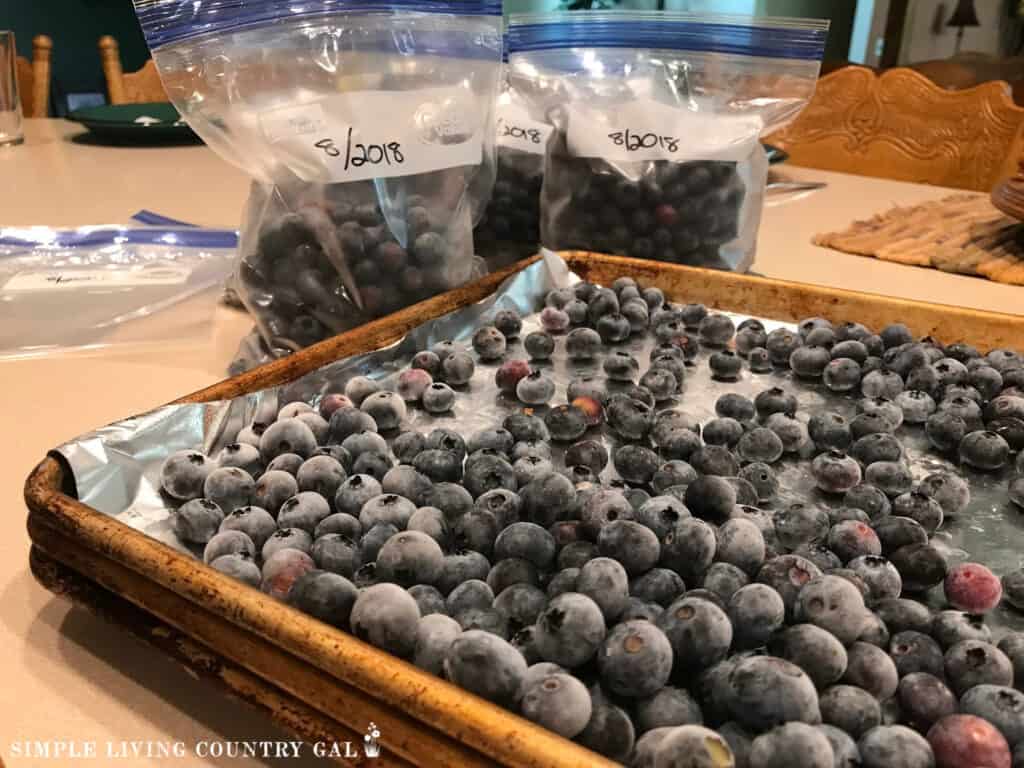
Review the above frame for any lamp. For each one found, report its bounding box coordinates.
[947,0,980,54]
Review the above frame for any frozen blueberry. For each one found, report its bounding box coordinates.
[819,685,881,738]
[327,406,377,444]
[596,619,673,698]
[519,672,592,738]
[203,529,256,564]
[945,562,1002,614]
[216,443,262,477]
[541,405,586,443]
[717,518,767,576]
[441,351,475,386]
[411,350,441,377]
[613,444,660,485]
[811,450,863,494]
[683,476,736,525]
[932,611,992,649]
[769,623,848,689]
[597,520,661,576]
[375,530,444,587]
[756,555,823,623]
[749,347,773,372]
[739,463,780,504]
[486,557,539,595]
[421,382,456,414]
[658,596,733,676]
[203,466,254,514]
[737,326,769,357]
[596,313,631,343]
[897,673,957,733]
[173,498,224,545]
[928,713,1010,768]
[566,298,591,326]
[748,722,833,768]
[805,413,852,453]
[576,557,629,623]
[960,430,1010,470]
[861,369,905,399]
[295,455,347,504]
[472,325,507,362]
[343,376,381,407]
[524,331,555,361]
[260,547,315,600]
[797,574,868,644]
[690,444,740,477]
[262,526,312,561]
[640,367,678,400]
[540,306,570,333]
[309,532,358,577]
[888,629,945,679]
[634,687,703,734]
[728,655,821,731]
[709,350,743,381]
[873,597,933,637]
[703,562,750,604]
[822,357,863,392]
[842,641,900,701]
[287,569,357,630]
[864,461,914,497]
[210,552,261,587]
[788,345,831,379]
[892,390,936,425]
[413,613,461,675]
[533,592,605,668]
[265,452,304,476]
[699,313,735,346]
[250,469,298,516]
[755,387,798,421]
[848,555,901,602]
[774,502,830,551]
[396,369,433,403]
[858,725,933,768]
[350,582,420,658]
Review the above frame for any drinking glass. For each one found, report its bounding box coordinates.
[0,31,25,146]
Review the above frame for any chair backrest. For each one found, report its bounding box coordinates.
[98,35,168,104]
[14,34,52,118]
[764,66,1024,193]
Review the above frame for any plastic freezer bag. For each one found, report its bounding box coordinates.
[506,12,828,271]
[134,0,504,357]
[0,226,237,359]
[473,54,552,270]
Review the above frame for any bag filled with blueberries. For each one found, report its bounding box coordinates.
[505,12,829,271]
[134,0,504,356]
[473,40,552,271]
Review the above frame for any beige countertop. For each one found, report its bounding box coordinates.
[0,119,1020,767]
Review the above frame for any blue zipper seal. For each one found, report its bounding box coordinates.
[130,210,198,227]
[0,227,239,249]
[137,0,503,50]
[507,12,828,62]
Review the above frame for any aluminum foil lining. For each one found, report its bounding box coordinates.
[57,250,1024,636]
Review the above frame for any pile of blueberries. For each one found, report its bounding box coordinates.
[473,151,543,270]
[239,183,462,351]
[543,153,745,268]
[161,275,1024,768]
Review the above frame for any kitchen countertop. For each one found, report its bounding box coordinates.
[1,119,1019,767]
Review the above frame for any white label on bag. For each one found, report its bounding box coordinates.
[3,266,191,292]
[259,87,482,183]
[566,99,763,163]
[496,102,552,155]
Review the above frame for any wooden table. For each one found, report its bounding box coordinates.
[2,119,1021,767]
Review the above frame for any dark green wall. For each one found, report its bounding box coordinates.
[6,0,150,95]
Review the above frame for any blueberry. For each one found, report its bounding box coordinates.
[375,530,444,587]
[217,442,262,477]
[341,430,389,461]
[514,371,555,406]
[1000,634,1024,685]
[739,463,780,503]
[613,444,660,485]
[769,623,848,688]
[636,495,691,540]
[411,350,441,377]
[960,429,1010,470]
[542,405,587,443]
[661,518,717,585]
[342,376,381,407]
[174,498,224,544]
[327,406,377,444]
[422,382,456,413]
[717,518,767,576]
[219,505,277,550]
[808,412,853,452]
[358,493,416,530]
[310,533,358,577]
[446,579,494,617]
[262,526,312,561]
[426,482,473,522]
[435,550,491,596]
[822,358,862,392]
[819,685,881,738]
[493,583,547,634]
[652,460,698,494]
[959,685,1024,748]
[748,347,773,373]
[519,672,592,738]
[288,569,357,630]
[397,368,433,402]
[809,450,861,494]
[350,582,420,658]
[533,592,606,668]
[441,351,476,386]
[596,619,673,698]
[728,655,821,730]
[843,641,899,699]
[266,453,304,476]
[260,547,315,600]
[296,455,347,503]
[796,574,868,644]
[945,562,1002,614]
[749,722,833,768]
[767,328,803,366]
[203,529,256,564]
[576,557,629,622]
[577,684,636,763]
[640,367,678,399]
[737,325,769,357]
[210,552,261,587]
[702,562,749,604]
[858,725,933,768]
[851,433,903,466]
[596,313,631,343]
[605,396,654,441]
[658,596,733,675]
[897,673,957,733]
[861,370,905,399]
[707,350,742,381]
[698,313,735,346]
[524,331,556,361]
[889,629,945,678]
[690,444,740,477]
[540,306,570,333]
[756,555,822,622]
[602,350,639,381]
[927,713,1011,768]
[969,364,1004,399]
[925,411,968,453]
[472,325,507,361]
[864,461,914,497]
[874,597,933,635]
[251,469,299,516]
[892,491,944,534]
[597,520,661,576]
[520,472,576,528]
[681,476,734,525]
[774,502,830,551]
[932,610,992,649]
[789,345,831,379]
[203,466,255,515]
[755,387,798,420]
[848,554,901,602]
[413,613,462,676]
[487,557,539,595]
[494,522,556,571]
[564,440,609,475]
[634,687,703,734]
[679,302,708,329]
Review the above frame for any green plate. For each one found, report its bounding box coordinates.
[67,103,200,144]
[763,143,789,165]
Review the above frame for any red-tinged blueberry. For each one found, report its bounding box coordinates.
[495,359,532,395]
[260,547,315,600]
[571,395,603,427]
[318,393,353,420]
[397,368,433,402]
[654,203,678,227]
[928,714,1011,768]
[945,562,1002,613]
[540,306,570,333]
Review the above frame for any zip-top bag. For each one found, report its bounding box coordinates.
[134,0,503,357]
[506,12,828,271]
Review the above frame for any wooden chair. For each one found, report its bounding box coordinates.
[98,35,168,104]
[14,34,52,118]
[764,66,1024,193]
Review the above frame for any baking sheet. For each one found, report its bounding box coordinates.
[57,250,1024,636]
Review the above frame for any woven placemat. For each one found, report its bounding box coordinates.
[813,193,1024,286]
